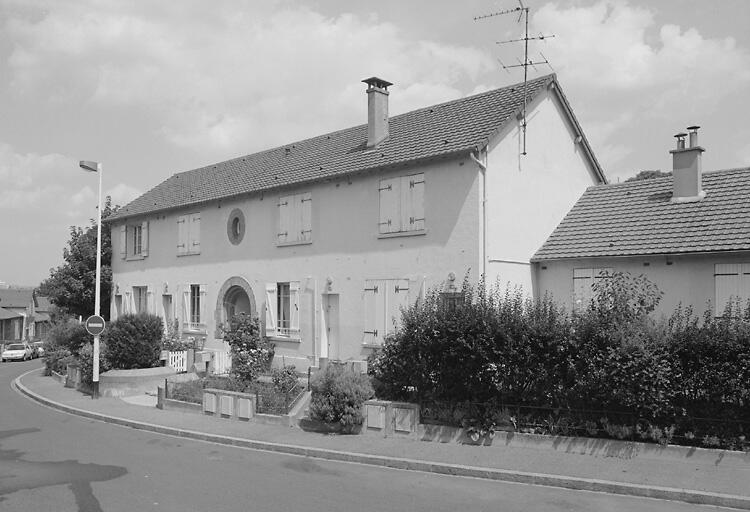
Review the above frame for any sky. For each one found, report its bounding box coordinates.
[1,0,749,287]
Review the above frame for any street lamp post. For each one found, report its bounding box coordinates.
[80,160,102,399]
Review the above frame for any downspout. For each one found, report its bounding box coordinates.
[470,150,487,279]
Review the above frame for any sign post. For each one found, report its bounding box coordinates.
[85,315,105,398]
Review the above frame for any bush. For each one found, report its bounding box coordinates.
[272,365,298,394]
[309,364,374,432]
[161,318,191,352]
[102,313,163,369]
[42,344,74,376]
[223,314,273,384]
[46,318,90,355]
[76,342,112,386]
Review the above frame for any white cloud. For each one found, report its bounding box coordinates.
[4,1,495,157]
[106,183,141,207]
[0,143,74,209]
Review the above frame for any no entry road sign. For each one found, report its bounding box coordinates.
[85,315,106,336]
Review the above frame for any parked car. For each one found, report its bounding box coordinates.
[1,342,33,362]
[32,341,45,358]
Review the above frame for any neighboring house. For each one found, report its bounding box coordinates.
[0,288,35,342]
[106,74,605,370]
[33,295,52,340]
[533,126,750,317]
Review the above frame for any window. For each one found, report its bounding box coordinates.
[265,281,300,338]
[182,284,206,331]
[177,213,201,255]
[714,263,750,316]
[573,268,612,310]
[227,208,245,245]
[362,278,411,345]
[119,222,149,259]
[379,173,425,235]
[277,193,312,245]
[133,286,148,314]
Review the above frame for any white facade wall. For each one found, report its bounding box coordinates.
[484,87,601,296]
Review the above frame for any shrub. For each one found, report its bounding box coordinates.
[42,344,74,376]
[103,313,163,369]
[309,364,374,432]
[46,318,90,355]
[223,314,273,384]
[161,318,191,352]
[272,365,298,394]
[76,342,112,386]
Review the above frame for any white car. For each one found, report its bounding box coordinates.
[1,342,33,362]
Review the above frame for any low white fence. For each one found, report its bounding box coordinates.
[168,351,188,373]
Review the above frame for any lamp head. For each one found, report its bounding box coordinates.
[79,160,100,172]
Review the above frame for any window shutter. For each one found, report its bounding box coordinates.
[289,281,300,332]
[119,225,127,259]
[177,217,187,254]
[742,264,750,303]
[182,288,190,329]
[386,279,410,335]
[715,264,741,315]
[141,221,149,257]
[573,268,594,309]
[265,283,278,337]
[278,196,290,243]
[379,178,400,234]
[190,213,201,253]
[406,174,425,231]
[300,193,312,241]
[199,284,207,326]
[146,286,155,315]
[363,280,384,344]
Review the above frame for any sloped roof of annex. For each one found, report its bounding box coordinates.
[108,73,606,222]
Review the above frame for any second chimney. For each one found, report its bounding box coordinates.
[362,77,392,148]
[670,125,705,203]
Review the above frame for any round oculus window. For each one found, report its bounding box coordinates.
[227,208,245,245]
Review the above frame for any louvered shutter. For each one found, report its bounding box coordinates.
[289,281,300,333]
[715,264,741,315]
[141,221,149,257]
[742,264,750,303]
[406,174,425,231]
[573,268,594,309]
[177,217,187,254]
[119,225,127,259]
[278,196,290,243]
[190,214,201,253]
[379,178,400,234]
[199,284,207,327]
[386,279,410,336]
[300,193,312,242]
[363,280,384,344]
[265,283,278,337]
[182,288,190,329]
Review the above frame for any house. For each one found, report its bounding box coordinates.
[533,126,750,317]
[106,74,605,370]
[0,288,51,342]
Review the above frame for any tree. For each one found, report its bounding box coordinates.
[39,197,118,320]
[625,170,670,182]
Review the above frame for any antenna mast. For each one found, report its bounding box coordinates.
[474,0,554,155]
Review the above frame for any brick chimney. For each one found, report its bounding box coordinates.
[670,125,705,203]
[362,77,392,148]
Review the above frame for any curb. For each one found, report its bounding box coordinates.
[13,371,750,511]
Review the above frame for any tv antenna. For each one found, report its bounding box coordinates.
[474,0,555,155]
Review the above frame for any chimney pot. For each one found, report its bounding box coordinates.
[687,125,700,148]
[362,77,393,148]
[674,132,687,150]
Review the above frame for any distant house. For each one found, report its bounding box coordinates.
[533,127,750,317]
[106,74,605,370]
[0,288,52,342]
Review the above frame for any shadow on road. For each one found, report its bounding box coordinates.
[0,428,127,512]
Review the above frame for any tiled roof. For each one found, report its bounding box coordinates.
[0,308,22,320]
[110,74,603,221]
[0,288,33,309]
[532,167,750,260]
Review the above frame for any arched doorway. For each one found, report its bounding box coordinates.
[215,277,256,337]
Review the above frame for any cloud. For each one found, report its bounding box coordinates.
[106,183,141,207]
[0,143,73,209]
[4,1,495,157]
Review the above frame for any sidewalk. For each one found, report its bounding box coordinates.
[16,368,750,510]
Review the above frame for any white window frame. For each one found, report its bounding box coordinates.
[120,221,149,260]
[277,193,312,246]
[182,284,207,332]
[265,281,300,339]
[177,213,201,256]
[378,173,425,236]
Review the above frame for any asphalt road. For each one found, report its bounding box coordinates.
[0,360,733,512]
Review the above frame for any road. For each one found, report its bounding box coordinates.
[0,360,733,512]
